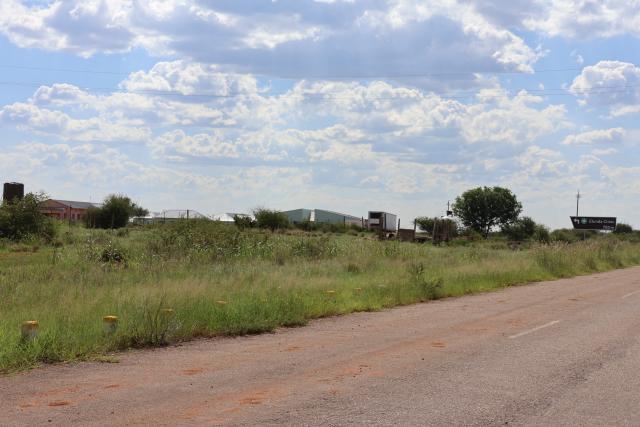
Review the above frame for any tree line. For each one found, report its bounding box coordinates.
[0,187,634,242]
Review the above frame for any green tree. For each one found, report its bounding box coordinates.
[502,216,537,241]
[131,205,149,217]
[253,208,290,231]
[86,195,147,229]
[0,192,55,241]
[414,217,435,234]
[452,186,522,238]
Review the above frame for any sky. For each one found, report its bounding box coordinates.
[0,0,639,228]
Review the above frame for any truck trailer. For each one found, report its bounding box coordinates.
[368,211,398,237]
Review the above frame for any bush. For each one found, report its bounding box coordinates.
[0,192,55,242]
[233,215,256,230]
[550,228,597,243]
[86,195,147,229]
[254,209,290,231]
[614,223,633,234]
[99,242,127,264]
[502,217,537,241]
[533,224,551,243]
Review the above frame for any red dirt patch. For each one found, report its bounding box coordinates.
[48,400,71,407]
[182,368,205,376]
[239,396,263,405]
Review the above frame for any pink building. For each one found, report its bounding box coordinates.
[40,199,100,222]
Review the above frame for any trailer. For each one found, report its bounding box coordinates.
[368,211,397,239]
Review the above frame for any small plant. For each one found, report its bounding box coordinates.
[119,299,178,348]
[419,277,443,300]
[407,262,442,300]
[100,242,127,264]
[408,261,426,281]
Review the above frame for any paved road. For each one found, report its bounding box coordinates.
[2,267,640,426]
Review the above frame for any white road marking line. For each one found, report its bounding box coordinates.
[508,320,561,339]
[622,290,640,299]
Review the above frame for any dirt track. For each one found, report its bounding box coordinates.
[2,267,640,426]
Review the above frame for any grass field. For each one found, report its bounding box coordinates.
[1,220,640,373]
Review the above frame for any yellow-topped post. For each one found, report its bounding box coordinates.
[103,315,118,334]
[21,321,39,342]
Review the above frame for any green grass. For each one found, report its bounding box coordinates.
[1,221,639,373]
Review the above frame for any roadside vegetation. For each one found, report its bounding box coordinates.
[1,218,640,373]
[0,188,638,373]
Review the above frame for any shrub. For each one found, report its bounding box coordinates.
[99,242,127,264]
[533,224,551,243]
[0,192,55,242]
[502,216,537,241]
[408,262,443,300]
[233,215,256,230]
[86,194,147,229]
[551,228,597,243]
[254,209,290,231]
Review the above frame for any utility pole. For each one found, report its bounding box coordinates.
[576,190,581,216]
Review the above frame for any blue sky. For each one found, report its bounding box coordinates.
[0,0,639,228]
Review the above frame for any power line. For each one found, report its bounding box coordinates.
[0,63,587,79]
[0,64,128,76]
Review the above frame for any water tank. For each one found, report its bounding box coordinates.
[3,182,25,202]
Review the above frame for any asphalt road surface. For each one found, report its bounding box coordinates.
[2,267,640,426]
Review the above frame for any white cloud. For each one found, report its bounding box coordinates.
[0,0,541,86]
[151,130,239,160]
[571,50,584,64]
[0,59,573,179]
[461,90,569,144]
[0,102,150,142]
[570,61,640,114]
[120,60,260,96]
[562,127,625,145]
[523,1,640,39]
[516,145,566,178]
[0,0,133,57]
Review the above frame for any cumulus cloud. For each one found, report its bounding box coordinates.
[0,102,150,142]
[4,60,569,158]
[0,0,133,57]
[523,1,640,39]
[0,0,541,87]
[1,140,314,207]
[151,129,239,160]
[570,61,640,115]
[120,60,260,96]
[562,127,625,145]
[9,58,633,225]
